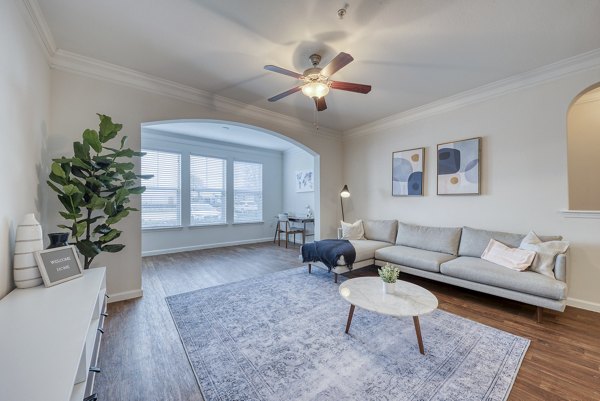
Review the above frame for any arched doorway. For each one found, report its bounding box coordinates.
[567,84,600,211]
[138,119,320,256]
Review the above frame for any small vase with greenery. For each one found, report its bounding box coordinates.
[378,263,400,294]
[47,114,149,269]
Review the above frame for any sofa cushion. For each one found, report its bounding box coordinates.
[440,256,567,300]
[341,220,365,240]
[348,240,390,262]
[458,227,562,257]
[363,220,398,243]
[459,227,525,257]
[395,222,462,255]
[375,245,457,273]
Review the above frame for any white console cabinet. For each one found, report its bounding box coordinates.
[0,267,107,401]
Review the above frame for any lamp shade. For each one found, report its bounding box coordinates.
[302,82,330,98]
[340,185,350,198]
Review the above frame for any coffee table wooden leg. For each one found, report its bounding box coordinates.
[413,316,425,354]
[345,304,356,334]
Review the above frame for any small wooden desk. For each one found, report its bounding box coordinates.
[273,217,315,246]
[288,217,314,245]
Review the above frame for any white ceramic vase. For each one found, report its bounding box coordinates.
[383,281,395,294]
[13,213,44,288]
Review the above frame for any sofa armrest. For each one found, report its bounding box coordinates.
[555,253,567,282]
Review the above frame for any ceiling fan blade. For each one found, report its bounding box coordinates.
[314,97,327,112]
[264,65,303,79]
[330,81,372,94]
[268,86,302,102]
[320,52,354,77]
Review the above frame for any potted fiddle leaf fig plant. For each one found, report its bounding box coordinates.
[47,114,150,269]
[378,263,400,294]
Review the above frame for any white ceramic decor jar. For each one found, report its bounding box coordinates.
[13,213,44,288]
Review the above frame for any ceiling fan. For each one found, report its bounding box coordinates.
[264,52,371,112]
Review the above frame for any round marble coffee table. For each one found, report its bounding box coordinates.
[339,277,438,354]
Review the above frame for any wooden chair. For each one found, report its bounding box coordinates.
[274,216,304,248]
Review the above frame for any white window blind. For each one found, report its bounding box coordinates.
[190,155,226,225]
[141,150,181,228]
[233,161,263,223]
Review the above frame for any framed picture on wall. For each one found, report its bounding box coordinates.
[437,137,481,195]
[392,147,425,196]
[296,170,314,192]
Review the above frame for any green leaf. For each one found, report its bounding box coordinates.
[103,244,125,253]
[76,240,101,258]
[86,195,106,210]
[46,180,64,195]
[99,229,120,242]
[115,188,129,204]
[73,141,90,161]
[104,201,116,216]
[75,221,87,238]
[105,209,129,225]
[93,224,112,235]
[51,162,66,178]
[62,184,80,196]
[128,186,146,195]
[120,135,128,148]
[59,211,80,220]
[70,157,91,170]
[137,174,154,180]
[83,129,102,153]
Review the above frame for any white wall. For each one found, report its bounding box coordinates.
[141,130,283,255]
[0,1,50,299]
[343,67,600,311]
[568,95,600,210]
[282,147,316,244]
[47,69,343,300]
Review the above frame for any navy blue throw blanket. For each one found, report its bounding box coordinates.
[301,239,356,272]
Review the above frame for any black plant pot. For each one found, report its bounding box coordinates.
[47,232,70,249]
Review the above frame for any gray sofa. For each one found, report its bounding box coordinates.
[306,220,567,322]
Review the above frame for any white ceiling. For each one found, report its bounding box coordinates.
[144,121,296,151]
[39,0,600,131]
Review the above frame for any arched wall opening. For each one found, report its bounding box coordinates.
[567,83,600,211]
[138,119,320,256]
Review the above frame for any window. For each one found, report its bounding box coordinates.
[190,155,226,225]
[233,161,263,223]
[141,150,181,228]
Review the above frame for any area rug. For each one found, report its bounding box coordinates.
[166,267,529,401]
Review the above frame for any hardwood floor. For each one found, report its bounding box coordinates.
[96,243,600,401]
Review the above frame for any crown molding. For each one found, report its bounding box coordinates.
[344,48,600,139]
[21,2,341,140]
[50,49,342,141]
[20,0,56,62]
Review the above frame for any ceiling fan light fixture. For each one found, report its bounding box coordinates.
[301,81,330,98]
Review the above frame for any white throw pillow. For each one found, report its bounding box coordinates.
[519,231,569,279]
[481,239,536,271]
[340,220,365,240]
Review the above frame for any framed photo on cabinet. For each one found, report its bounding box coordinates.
[35,245,83,287]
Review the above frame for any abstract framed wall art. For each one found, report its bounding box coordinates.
[437,137,481,195]
[295,170,314,192]
[392,147,424,196]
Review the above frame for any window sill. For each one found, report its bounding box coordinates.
[189,223,228,229]
[142,226,183,232]
[232,221,264,225]
[558,210,600,219]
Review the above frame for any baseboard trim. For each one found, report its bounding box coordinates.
[108,288,143,303]
[566,297,600,313]
[142,238,274,257]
